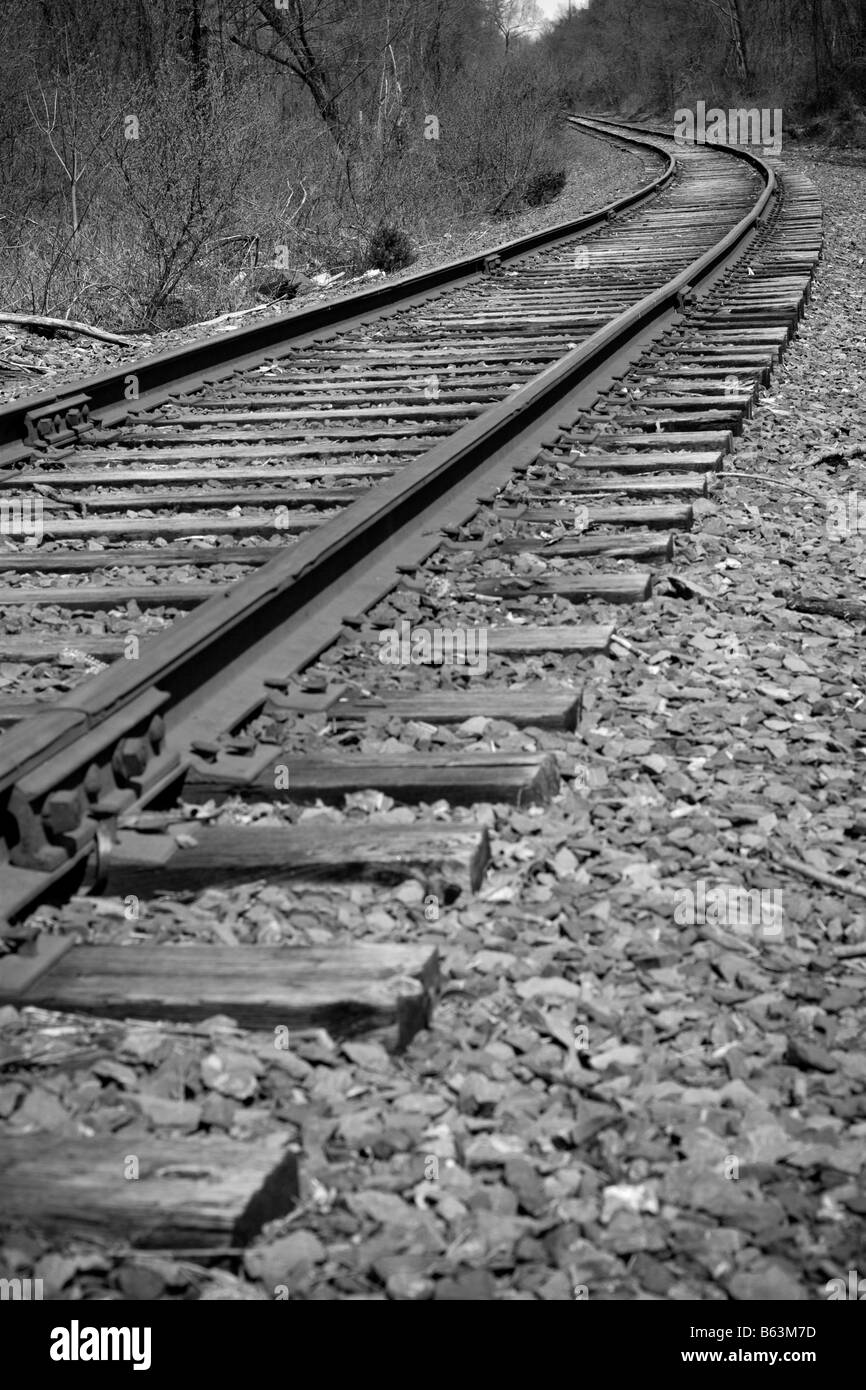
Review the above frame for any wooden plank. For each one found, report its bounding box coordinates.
[539,449,722,473]
[185,751,560,808]
[167,389,502,411]
[72,441,428,461]
[466,572,652,604]
[363,623,612,658]
[0,583,222,609]
[585,410,743,433]
[0,545,278,573]
[556,430,733,453]
[20,942,440,1049]
[131,402,485,423]
[492,531,674,560]
[0,1132,299,1250]
[0,636,125,662]
[101,821,490,896]
[0,933,74,995]
[24,488,358,512]
[38,514,324,541]
[484,624,612,655]
[536,474,710,497]
[627,394,753,412]
[224,369,532,391]
[17,462,398,487]
[330,687,581,730]
[497,504,692,530]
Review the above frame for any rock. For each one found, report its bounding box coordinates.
[591,1044,643,1071]
[201,1048,261,1100]
[199,1277,269,1300]
[345,1190,420,1228]
[92,1059,139,1090]
[200,1093,236,1131]
[268,1048,314,1081]
[386,1269,434,1300]
[119,1028,167,1063]
[230,1106,272,1141]
[464,1134,525,1168]
[392,1092,448,1117]
[337,1108,382,1147]
[434,1268,497,1300]
[244,1231,326,1288]
[475,1211,526,1263]
[605,1211,666,1255]
[504,1157,549,1217]
[785,1036,837,1073]
[86,1104,132,1133]
[371,1128,416,1158]
[663,1168,785,1233]
[515,976,582,1001]
[458,1073,505,1116]
[728,1262,808,1301]
[116,1263,167,1300]
[341,1041,390,1072]
[631,1253,676,1295]
[420,1122,457,1162]
[35,1254,85,1297]
[134,1094,202,1132]
[600,1182,660,1224]
[0,1082,24,1118]
[538,1270,572,1300]
[13,1086,68,1131]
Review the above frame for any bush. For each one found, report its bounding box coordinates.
[434,55,565,217]
[367,223,415,272]
[524,167,567,206]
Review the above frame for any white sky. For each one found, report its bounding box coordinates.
[533,0,589,31]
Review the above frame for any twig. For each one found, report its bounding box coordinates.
[720,471,820,499]
[609,631,662,663]
[0,312,133,346]
[771,853,866,902]
[792,446,866,471]
[195,300,285,330]
[106,1245,244,1262]
[0,357,49,373]
[835,943,866,959]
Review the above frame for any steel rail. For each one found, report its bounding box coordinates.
[0,128,674,466]
[0,119,776,923]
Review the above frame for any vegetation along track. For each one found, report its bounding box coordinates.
[0,115,823,1244]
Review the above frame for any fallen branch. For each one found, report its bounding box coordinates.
[783,595,866,623]
[772,853,866,902]
[720,471,819,499]
[793,445,866,471]
[0,357,49,373]
[0,312,133,346]
[834,942,866,959]
[195,299,285,330]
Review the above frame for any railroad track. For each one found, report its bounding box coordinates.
[0,118,823,1247]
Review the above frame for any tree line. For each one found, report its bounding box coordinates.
[0,0,562,331]
[542,0,866,132]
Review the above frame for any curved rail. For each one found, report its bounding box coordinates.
[0,119,778,924]
[0,134,675,464]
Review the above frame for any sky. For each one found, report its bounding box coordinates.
[533,0,589,30]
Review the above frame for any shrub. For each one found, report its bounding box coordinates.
[367,223,415,272]
[524,167,567,206]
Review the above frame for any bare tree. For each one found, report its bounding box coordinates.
[483,0,542,52]
[26,37,120,237]
[231,0,373,151]
[697,0,751,86]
